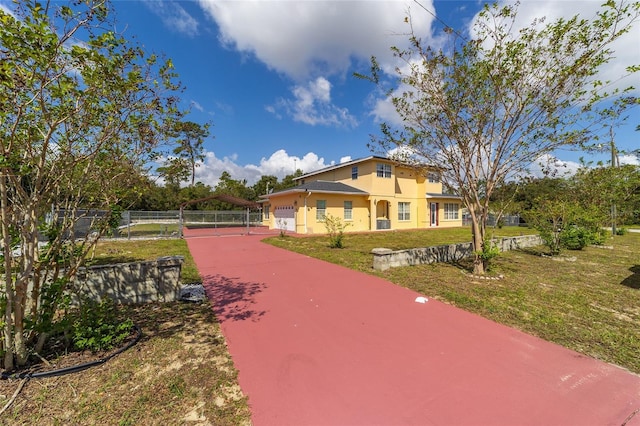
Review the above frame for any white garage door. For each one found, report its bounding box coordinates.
[274,206,296,232]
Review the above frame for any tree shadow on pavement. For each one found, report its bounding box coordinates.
[621,265,640,289]
[203,274,268,321]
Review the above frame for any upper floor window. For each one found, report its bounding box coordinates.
[398,202,410,221]
[444,203,459,220]
[351,166,358,180]
[428,172,440,183]
[376,163,392,178]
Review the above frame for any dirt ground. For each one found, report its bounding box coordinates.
[0,301,251,425]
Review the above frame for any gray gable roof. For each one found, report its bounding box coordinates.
[299,180,368,194]
[295,156,387,181]
[265,180,368,199]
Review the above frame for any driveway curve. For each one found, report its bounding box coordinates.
[186,230,640,426]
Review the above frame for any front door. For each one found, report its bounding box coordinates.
[430,202,438,227]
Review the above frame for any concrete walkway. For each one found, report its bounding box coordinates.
[185,230,640,426]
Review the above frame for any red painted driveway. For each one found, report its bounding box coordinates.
[186,231,640,426]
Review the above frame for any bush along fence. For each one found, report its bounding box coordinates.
[372,235,543,271]
[72,256,184,304]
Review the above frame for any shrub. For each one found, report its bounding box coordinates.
[474,238,501,271]
[616,227,628,236]
[561,226,608,250]
[71,298,133,352]
[590,228,608,245]
[276,218,288,237]
[324,214,350,249]
[560,226,590,250]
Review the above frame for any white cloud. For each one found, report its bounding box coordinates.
[371,92,403,126]
[471,0,640,96]
[339,156,352,163]
[190,101,204,112]
[144,1,199,37]
[197,0,435,80]
[193,149,331,187]
[268,77,358,127]
[526,154,582,178]
[374,1,639,125]
[196,1,437,128]
[619,154,640,166]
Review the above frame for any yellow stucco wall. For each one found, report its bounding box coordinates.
[262,191,371,234]
[302,193,370,234]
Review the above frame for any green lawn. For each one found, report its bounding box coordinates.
[89,238,201,283]
[116,223,179,238]
[266,226,535,273]
[265,227,640,374]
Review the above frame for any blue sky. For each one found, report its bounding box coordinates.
[4,0,639,187]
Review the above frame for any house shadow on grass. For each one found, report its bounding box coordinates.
[621,265,640,289]
[203,274,268,322]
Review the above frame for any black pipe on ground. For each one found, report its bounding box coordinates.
[1,325,142,380]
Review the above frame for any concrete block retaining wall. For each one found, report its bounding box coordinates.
[372,235,542,271]
[73,256,184,304]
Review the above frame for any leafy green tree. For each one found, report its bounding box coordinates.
[522,196,605,255]
[0,1,182,369]
[277,169,304,191]
[180,182,216,210]
[213,172,254,209]
[157,157,190,189]
[252,175,279,199]
[167,121,211,187]
[573,164,640,226]
[491,177,569,217]
[359,1,639,274]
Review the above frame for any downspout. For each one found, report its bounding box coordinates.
[304,191,311,234]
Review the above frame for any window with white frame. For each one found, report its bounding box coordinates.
[264,205,270,219]
[398,202,410,221]
[428,172,440,183]
[344,201,353,220]
[444,203,459,220]
[376,163,392,178]
[351,166,358,180]
[316,200,326,221]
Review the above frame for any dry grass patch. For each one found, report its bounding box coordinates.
[0,302,251,426]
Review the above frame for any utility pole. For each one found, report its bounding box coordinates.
[610,125,619,236]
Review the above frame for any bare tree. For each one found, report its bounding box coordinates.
[0,1,182,369]
[359,0,639,274]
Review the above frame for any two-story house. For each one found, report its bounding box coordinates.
[261,156,462,234]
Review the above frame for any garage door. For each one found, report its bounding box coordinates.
[274,206,296,232]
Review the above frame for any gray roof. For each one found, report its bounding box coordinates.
[265,180,368,199]
[295,155,444,181]
[295,156,387,180]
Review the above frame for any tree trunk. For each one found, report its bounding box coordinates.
[13,280,27,366]
[0,174,14,370]
[470,210,486,275]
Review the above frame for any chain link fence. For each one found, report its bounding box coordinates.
[462,214,526,227]
[48,209,265,240]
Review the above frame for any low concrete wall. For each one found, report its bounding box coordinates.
[372,235,542,271]
[72,256,184,304]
